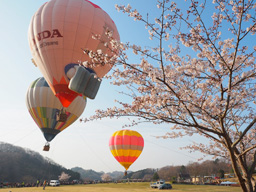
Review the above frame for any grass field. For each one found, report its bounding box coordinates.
[0,182,242,192]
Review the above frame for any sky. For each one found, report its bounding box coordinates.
[0,0,208,173]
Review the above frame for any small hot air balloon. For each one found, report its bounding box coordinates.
[109,129,144,175]
[26,77,86,151]
[28,0,120,108]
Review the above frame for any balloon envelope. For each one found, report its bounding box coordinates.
[28,0,120,107]
[26,77,86,142]
[109,130,144,171]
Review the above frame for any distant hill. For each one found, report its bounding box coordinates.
[0,142,144,184]
[126,168,155,181]
[71,167,103,181]
[0,142,80,183]
[71,167,125,181]
[107,171,124,180]
[71,166,156,182]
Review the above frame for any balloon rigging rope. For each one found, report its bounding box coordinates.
[145,138,198,160]
[76,129,114,172]
[4,126,53,181]
[11,128,38,146]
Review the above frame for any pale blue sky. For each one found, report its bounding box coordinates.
[0,0,206,172]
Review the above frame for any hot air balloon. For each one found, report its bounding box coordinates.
[28,0,120,108]
[26,77,86,151]
[109,129,144,175]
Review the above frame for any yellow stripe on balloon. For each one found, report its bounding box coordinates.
[111,149,142,157]
[66,115,77,126]
[120,162,133,168]
[59,115,77,131]
[36,107,42,118]
[112,130,142,137]
[42,118,48,127]
[29,109,43,127]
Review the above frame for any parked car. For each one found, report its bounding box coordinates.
[49,180,60,186]
[158,183,172,190]
[220,181,237,186]
[150,180,165,188]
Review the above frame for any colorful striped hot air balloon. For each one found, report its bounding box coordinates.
[109,129,144,175]
[28,0,120,107]
[26,77,86,150]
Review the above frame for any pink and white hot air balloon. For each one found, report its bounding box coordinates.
[28,0,120,108]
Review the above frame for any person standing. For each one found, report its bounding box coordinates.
[36,179,40,187]
[43,180,47,190]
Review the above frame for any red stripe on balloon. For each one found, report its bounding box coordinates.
[114,156,138,163]
[51,77,80,107]
[109,135,144,146]
[85,0,101,9]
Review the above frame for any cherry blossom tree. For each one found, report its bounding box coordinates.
[81,0,256,191]
[101,173,112,182]
[58,172,71,182]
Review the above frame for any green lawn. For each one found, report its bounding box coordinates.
[0,182,242,192]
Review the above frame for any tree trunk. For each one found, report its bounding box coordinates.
[229,150,255,192]
[231,160,248,191]
[227,145,248,191]
[251,178,256,192]
[236,153,255,192]
[243,176,254,192]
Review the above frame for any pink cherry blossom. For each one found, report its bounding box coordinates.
[81,1,256,191]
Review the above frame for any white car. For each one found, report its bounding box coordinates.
[150,180,165,188]
[220,181,237,186]
[49,180,60,186]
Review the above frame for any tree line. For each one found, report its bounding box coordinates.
[126,158,233,182]
[0,142,234,184]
